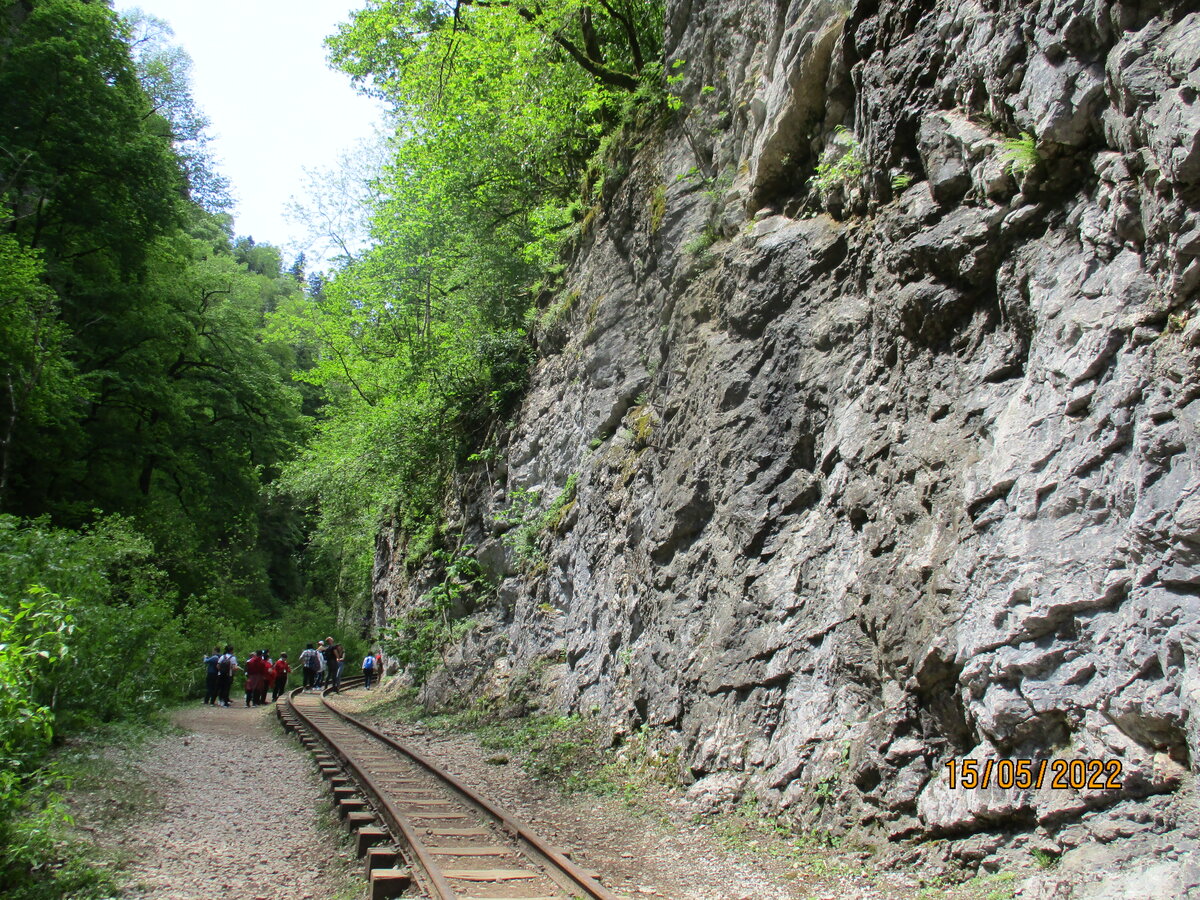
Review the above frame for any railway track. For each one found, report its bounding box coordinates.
[280,682,620,900]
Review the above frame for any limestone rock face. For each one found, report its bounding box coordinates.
[374,0,1200,889]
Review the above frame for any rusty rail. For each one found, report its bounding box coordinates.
[283,682,619,900]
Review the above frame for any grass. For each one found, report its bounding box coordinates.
[916,870,1018,900]
[648,183,666,234]
[707,795,868,881]
[537,289,580,338]
[1031,848,1059,870]
[354,688,682,813]
[682,221,720,257]
[1001,131,1039,177]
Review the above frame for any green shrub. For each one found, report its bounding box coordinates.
[811,125,864,193]
[496,474,579,569]
[683,220,720,256]
[379,546,490,685]
[0,515,188,729]
[1001,131,1039,177]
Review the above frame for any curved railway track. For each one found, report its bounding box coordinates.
[280,682,620,900]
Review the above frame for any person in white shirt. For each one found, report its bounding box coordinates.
[298,643,318,690]
[216,645,239,707]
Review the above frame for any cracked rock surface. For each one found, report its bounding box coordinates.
[374,0,1200,893]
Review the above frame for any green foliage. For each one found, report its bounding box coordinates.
[269,0,666,604]
[0,2,311,622]
[0,788,121,900]
[1166,311,1191,334]
[386,693,683,806]
[631,404,656,447]
[0,226,83,505]
[891,173,914,191]
[123,9,232,213]
[472,712,611,788]
[811,125,865,193]
[496,474,579,570]
[1001,131,1039,177]
[0,5,377,891]
[379,545,490,684]
[1031,848,1059,870]
[649,183,667,233]
[683,221,721,256]
[0,0,184,272]
[0,515,188,729]
[496,487,547,567]
[537,290,582,345]
[915,870,1020,900]
[0,517,171,898]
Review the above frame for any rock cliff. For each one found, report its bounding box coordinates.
[374,0,1200,893]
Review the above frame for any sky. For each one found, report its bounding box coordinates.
[118,1,386,265]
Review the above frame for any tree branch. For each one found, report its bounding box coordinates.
[580,7,604,66]
[455,0,638,90]
[595,0,644,71]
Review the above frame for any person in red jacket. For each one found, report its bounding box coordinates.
[260,652,275,705]
[272,653,291,700]
[244,650,266,707]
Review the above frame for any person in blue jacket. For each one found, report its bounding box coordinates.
[362,650,376,689]
[202,646,221,705]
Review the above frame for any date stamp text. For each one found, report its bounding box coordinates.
[943,758,1123,791]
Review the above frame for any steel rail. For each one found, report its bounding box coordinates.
[319,688,621,900]
[286,685,459,899]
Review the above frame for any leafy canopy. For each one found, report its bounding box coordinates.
[274,1,662,608]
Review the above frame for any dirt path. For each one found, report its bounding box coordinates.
[73,702,361,900]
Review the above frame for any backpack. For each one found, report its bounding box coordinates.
[363,655,374,671]
[218,654,231,676]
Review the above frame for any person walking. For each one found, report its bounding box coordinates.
[332,643,345,692]
[202,645,221,705]
[272,653,291,700]
[322,638,337,691]
[299,643,317,690]
[362,650,376,689]
[313,641,326,690]
[260,651,274,705]
[216,645,238,707]
[244,650,266,707]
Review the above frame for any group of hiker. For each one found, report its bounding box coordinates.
[296,639,385,692]
[201,646,292,707]
[201,638,384,706]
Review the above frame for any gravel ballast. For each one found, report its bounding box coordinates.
[81,702,361,900]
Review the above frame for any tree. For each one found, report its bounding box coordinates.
[0,0,185,278]
[122,8,233,214]
[0,224,82,508]
[268,0,663,613]
[285,139,387,270]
